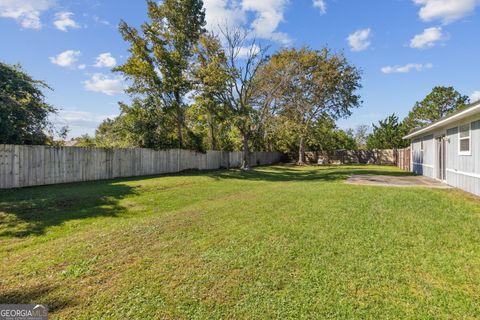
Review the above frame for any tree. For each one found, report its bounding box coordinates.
[94,99,176,149]
[352,124,370,149]
[404,86,469,132]
[187,98,239,151]
[333,129,358,151]
[73,134,97,147]
[260,47,362,164]
[114,0,206,148]
[0,62,57,144]
[307,118,357,152]
[192,33,233,150]
[366,114,408,149]
[200,26,271,169]
[269,116,357,155]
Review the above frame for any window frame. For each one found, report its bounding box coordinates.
[458,123,472,156]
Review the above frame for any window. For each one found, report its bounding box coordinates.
[459,123,471,155]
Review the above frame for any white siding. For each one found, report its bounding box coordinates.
[412,134,434,178]
[445,119,480,195]
[411,115,480,196]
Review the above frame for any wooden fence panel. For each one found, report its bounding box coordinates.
[394,147,411,172]
[304,149,396,165]
[303,149,411,171]
[0,145,283,189]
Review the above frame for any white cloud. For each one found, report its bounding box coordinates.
[203,0,290,44]
[203,0,245,29]
[237,44,260,58]
[0,0,54,29]
[53,109,117,138]
[381,63,433,74]
[413,0,479,24]
[93,15,111,26]
[313,0,327,14]
[50,50,81,68]
[242,0,290,44]
[347,28,372,52]
[57,110,114,129]
[470,91,480,102]
[94,52,117,68]
[53,11,80,31]
[83,73,124,96]
[410,27,446,48]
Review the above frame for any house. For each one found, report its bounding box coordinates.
[64,140,80,147]
[404,100,480,196]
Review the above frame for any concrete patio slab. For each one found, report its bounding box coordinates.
[346,174,452,189]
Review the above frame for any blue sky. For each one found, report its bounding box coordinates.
[1,0,479,138]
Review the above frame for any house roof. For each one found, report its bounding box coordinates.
[64,140,79,147]
[403,100,480,139]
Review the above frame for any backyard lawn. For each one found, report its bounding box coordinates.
[1,165,480,319]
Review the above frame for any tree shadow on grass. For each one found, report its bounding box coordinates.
[210,164,415,183]
[0,181,136,238]
[0,284,75,313]
[0,165,412,238]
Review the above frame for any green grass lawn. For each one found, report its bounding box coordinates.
[1,165,480,319]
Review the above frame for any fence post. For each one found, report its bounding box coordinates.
[0,144,284,189]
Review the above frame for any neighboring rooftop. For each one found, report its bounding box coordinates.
[64,140,79,147]
[404,100,480,139]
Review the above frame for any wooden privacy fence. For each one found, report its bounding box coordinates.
[304,149,412,171]
[304,149,396,165]
[394,147,411,172]
[0,145,283,189]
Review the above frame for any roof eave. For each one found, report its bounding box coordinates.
[403,101,480,140]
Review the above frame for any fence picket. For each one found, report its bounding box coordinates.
[0,145,283,189]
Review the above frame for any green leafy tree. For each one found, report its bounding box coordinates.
[307,119,358,152]
[366,114,408,149]
[192,33,233,150]
[73,134,97,147]
[95,100,176,149]
[333,129,358,151]
[187,98,239,151]
[352,124,370,149]
[94,118,124,148]
[259,47,362,164]
[199,26,271,169]
[404,86,469,132]
[270,117,357,154]
[114,0,206,149]
[0,62,57,144]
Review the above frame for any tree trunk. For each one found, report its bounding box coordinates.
[177,116,183,148]
[298,136,306,165]
[175,91,183,148]
[241,133,250,170]
[210,122,217,150]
